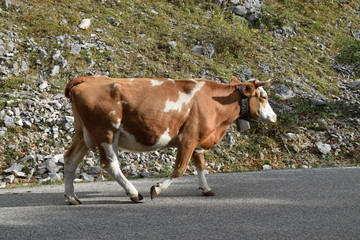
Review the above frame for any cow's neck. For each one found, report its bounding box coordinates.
[211,85,241,124]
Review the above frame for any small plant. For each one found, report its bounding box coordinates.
[336,39,360,77]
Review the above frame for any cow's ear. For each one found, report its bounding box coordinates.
[242,82,256,96]
[230,76,241,85]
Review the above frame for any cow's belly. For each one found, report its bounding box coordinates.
[118,127,176,152]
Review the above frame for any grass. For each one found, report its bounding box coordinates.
[1,0,359,180]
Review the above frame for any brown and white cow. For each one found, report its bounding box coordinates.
[64,75,277,204]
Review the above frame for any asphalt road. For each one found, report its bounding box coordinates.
[1,167,359,240]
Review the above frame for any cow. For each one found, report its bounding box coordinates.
[63,75,277,204]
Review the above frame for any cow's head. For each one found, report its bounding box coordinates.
[232,77,277,123]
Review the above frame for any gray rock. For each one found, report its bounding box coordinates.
[203,44,215,58]
[12,170,27,178]
[4,175,15,183]
[263,164,272,170]
[4,163,24,173]
[316,142,331,154]
[39,81,48,91]
[59,19,68,25]
[310,98,327,106]
[192,45,203,55]
[39,48,48,59]
[70,44,82,55]
[79,18,91,29]
[348,80,360,90]
[4,115,15,127]
[81,172,94,182]
[50,65,60,76]
[96,175,106,181]
[273,84,295,100]
[168,41,177,49]
[46,158,58,173]
[49,173,62,182]
[19,154,35,163]
[233,6,247,16]
[0,182,6,188]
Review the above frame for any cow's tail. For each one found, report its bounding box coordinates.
[64,76,87,98]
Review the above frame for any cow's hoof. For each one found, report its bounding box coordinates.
[65,195,82,205]
[202,190,215,196]
[150,185,158,200]
[130,193,143,203]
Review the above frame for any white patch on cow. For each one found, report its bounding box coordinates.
[129,78,134,82]
[198,170,211,193]
[112,118,121,129]
[112,83,119,89]
[194,147,205,153]
[150,80,164,86]
[153,177,175,196]
[118,126,174,152]
[109,111,116,116]
[167,78,174,83]
[163,81,205,113]
[257,87,277,123]
[100,142,138,197]
[117,101,128,105]
[155,128,172,147]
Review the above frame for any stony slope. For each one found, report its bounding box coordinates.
[0,0,359,186]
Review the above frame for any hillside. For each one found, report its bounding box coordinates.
[0,0,359,186]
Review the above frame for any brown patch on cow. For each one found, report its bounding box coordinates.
[230,76,242,85]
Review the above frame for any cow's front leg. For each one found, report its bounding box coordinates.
[151,142,196,199]
[192,152,215,196]
[100,143,143,203]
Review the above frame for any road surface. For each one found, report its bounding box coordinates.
[1,167,359,239]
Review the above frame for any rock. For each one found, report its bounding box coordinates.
[4,163,24,173]
[81,172,94,181]
[79,18,91,29]
[348,80,360,90]
[192,45,203,55]
[97,175,106,181]
[46,158,59,173]
[4,175,15,183]
[0,182,6,188]
[89,166,101,174]
[316,142,331,154]
[4,115,15,127]
[39,48,48,59]
[39,81,48,91]
[70,44,82,55]
[233,5,247,16]
[310,98,327,106]
[168,41,177,49]
[12,170,27,178]
[272,84,295,100]
[49,173,62,182]
[18,154,35,163]
[263,164,272,170]
[106,16,120,26]
[50,65,60,76]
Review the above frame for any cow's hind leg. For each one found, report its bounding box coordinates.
[193,152,215,196]
[64,133,88,205]
[100,141,143,203]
